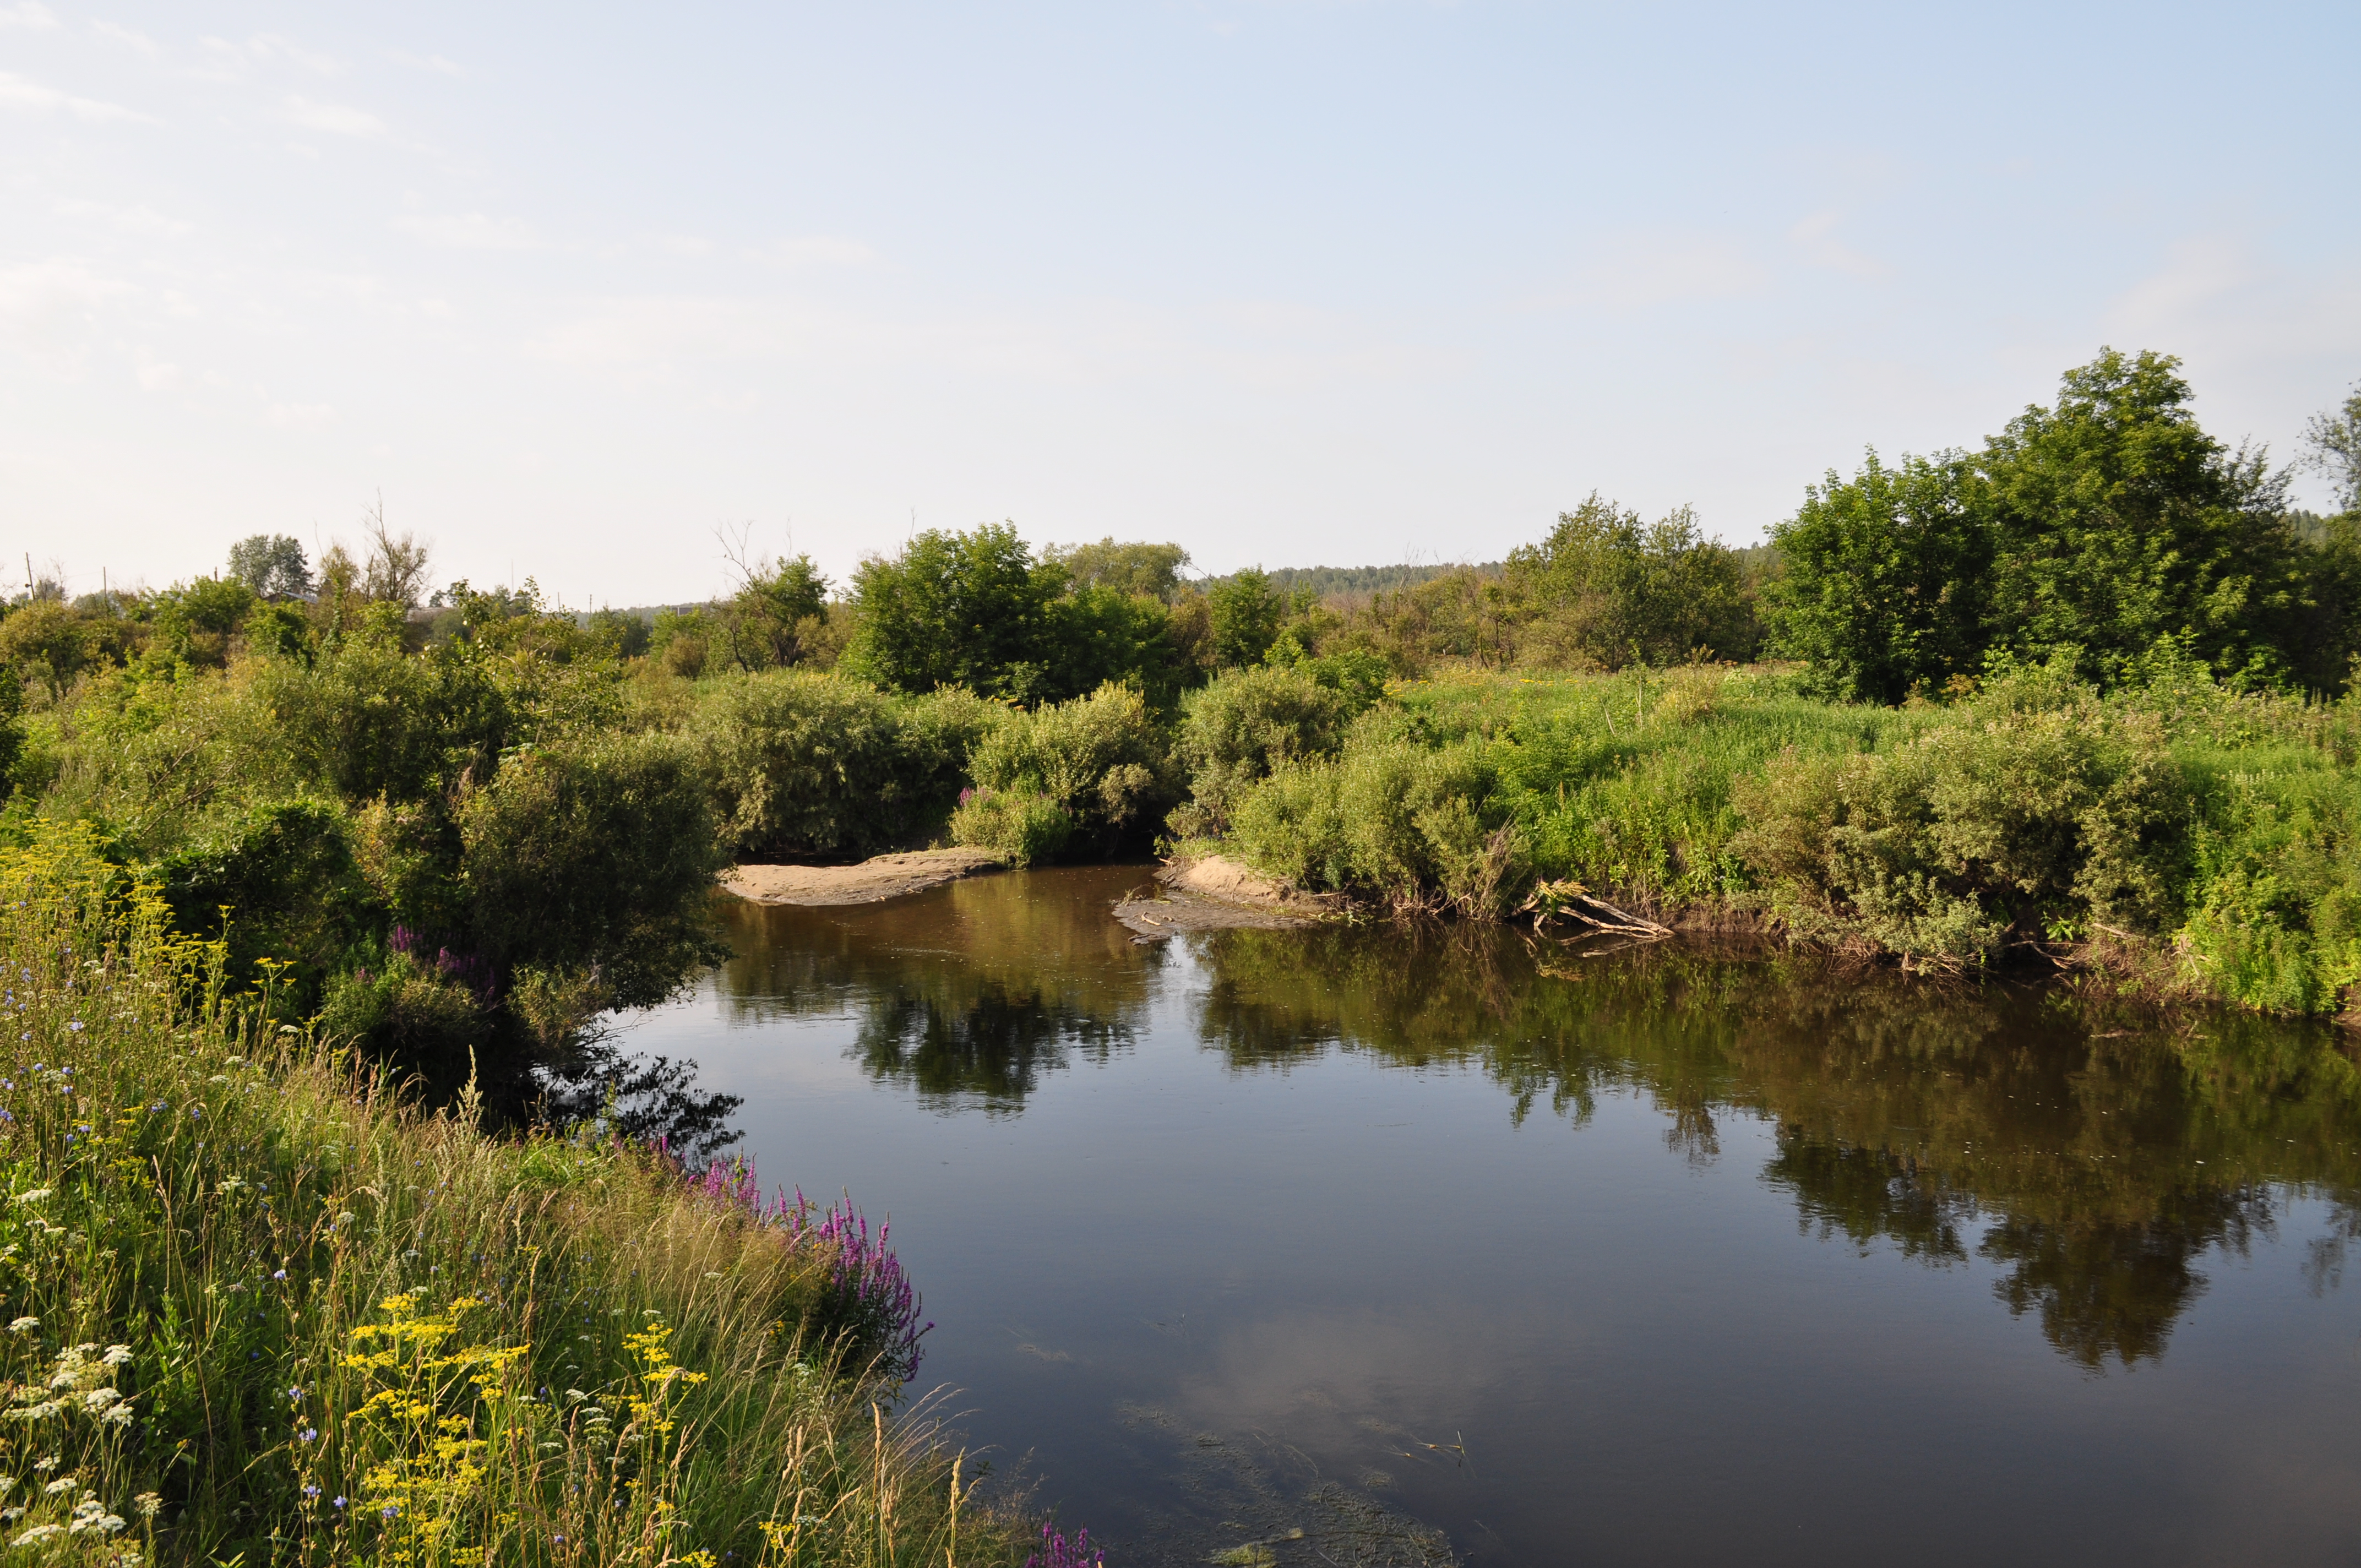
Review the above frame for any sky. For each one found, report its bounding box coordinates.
[2,0,2356,606]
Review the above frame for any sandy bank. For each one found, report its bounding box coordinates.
[722,849,1003,907]
[1110,853,1341,938]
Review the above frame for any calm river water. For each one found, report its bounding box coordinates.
[621,865,2361,1566]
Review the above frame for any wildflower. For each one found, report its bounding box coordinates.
[300,1428,317,1443]
[332,1496,346,1510]
[381,1504,400,1520]
[133,1494,160,1519]
[101,1346,129,1366]
[273,1270,287,1281]
[7,1318,36,1334]
[66,1022,80,1033]
[302,1485,320,1500]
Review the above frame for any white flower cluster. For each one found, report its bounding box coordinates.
[4,1343,136,1427]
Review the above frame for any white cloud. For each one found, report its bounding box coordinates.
[90,19,158,56]
[386,48,463,77]
[284,95,385,138]
[55,199,192,237]
[764,236,877,267]
[264,402,334,428]
[1549,232,1766,310]
[136,361,179,390]
[393,212,536,251]
[0,260,134,327]
[0,3,58,30]
[0,71,157,124]
[1788,210,1886,279]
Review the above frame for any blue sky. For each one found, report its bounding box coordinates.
[3,1,2354,604]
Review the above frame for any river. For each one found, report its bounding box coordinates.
[618,864,2361,1566]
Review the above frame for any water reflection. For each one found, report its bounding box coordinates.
[711,874,2361,1370]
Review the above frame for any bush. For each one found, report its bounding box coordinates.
[961,682,1174,854]
[697,670,1003,858]
[1731,671,2195,967]
[947,788,1074,865]
[1230,733,1528,918]
[1170,664,1354,836]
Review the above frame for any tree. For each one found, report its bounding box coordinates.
[226,534,313,600]
[2302,382,2361,515]
[720,554,829,671]
[1978,349,2305,683]
[1042,538,1191,602]
[1508,495,1759,670]
[841,522,1062,698]
[1767,454,1990,702]
[1207,569,1286,669]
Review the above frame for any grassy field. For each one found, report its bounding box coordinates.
[0,826,1042,1567]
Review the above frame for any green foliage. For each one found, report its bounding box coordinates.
[1230,732,1527,918]
[1767,452,1990,703]
[960,682,1174,854]
[1043,537,1190,602]
[226,532,313,599]
[455,733,726,1013]
[2302,381,2361,518]
[0,600,136,703]
[1506,494,1761,669]
[1774,349,2352,696]
[1207,568,1286,669]
[715,554,831,672]
[698,671,1003,858]
[842,523,1061,699]
[0,834,1030,1565]
[140,576,259,671]
[946,789,1073,866]
[1170,664,1355,837]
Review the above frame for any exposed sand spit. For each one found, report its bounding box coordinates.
[722,849,1003,906]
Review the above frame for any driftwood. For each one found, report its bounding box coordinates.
[1517,879,1673,940]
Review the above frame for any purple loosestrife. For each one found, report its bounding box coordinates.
[671,1150,931,1382]
[1027,1523,1105,1568]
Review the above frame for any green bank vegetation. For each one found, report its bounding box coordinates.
[3,354,2358,1040]
[0,829,1027,1565]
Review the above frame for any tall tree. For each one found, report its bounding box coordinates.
[1509,494,1759,670]
[1978,349,2303,682]
[842,522,1061,698]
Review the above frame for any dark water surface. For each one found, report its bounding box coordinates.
[621,865,2361,1566]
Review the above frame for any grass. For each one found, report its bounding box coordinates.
[1213,660,2361,1017]
[0,824,1045,1567]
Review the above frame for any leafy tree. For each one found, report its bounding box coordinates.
[1208,568,1287,669]
[142,576,258,669]
[226,534,313,599]
[718,554,829,670]
[1978,349,2307,683]
[2303,382,2361,514]
[1768,453,1991,702]
[1507,495,1759,669]
[842,522,1063,699]
[1043,537,1191,602]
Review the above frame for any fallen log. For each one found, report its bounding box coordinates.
[1517,878,1673,939]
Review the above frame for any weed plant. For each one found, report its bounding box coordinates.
[0,826,1033,1566]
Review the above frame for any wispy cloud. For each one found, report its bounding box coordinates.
[1547,232,1767,311]
[385,48,463,77]
[1788,210,1886,279]
[393,212,536,251]
[55,199,193,236]
[265,401,335,428]
[0,71,157,124]
[0,2,58,30]
[764,236,877,268]
[284,95,385,138]
[90,19,159,57]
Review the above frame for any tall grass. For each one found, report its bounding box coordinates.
[0,826,1035,1566]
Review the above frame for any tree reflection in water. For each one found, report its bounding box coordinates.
[711,873,2361,1369]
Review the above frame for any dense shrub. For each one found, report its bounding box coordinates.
[1169,664,1354,837]
[1505,494,1761,669]
[698,670,1004,857]
[1731,673,2190,965]
[1230,731,1527,918]
[958,682,1174,855]
[946,788,1074,866]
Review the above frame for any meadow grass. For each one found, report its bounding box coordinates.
[0,826,1041,1567]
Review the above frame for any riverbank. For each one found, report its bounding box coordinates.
[0,828,1038,1565]
[1185,660,2360,1022]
